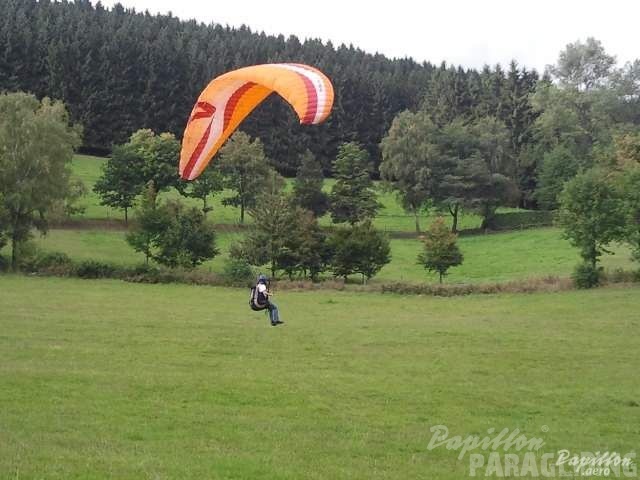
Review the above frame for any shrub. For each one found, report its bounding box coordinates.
[222,257,254,286]
[15,240,39,271]
[34,251,75,276]
[490,211,554,230]
[121,264,222,286]
[572,262,602,289]
[328,221,391,283]
[121,263,163,283]
[76,260,120,279]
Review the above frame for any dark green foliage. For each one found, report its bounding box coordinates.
[76,260,119,279]
[291,150,329,217]
[176,168,224,217]
[94,129,180,224]
[0,0,436,171]
[572,262,602,289]
[417,217,463,283]
[294,211,332,281]
[126,186,219,269]
[619,167,640,263]
[328,221,391,283]
[222,257,255,287]
[379,110,436,233]
[557,168,625,268]
[218,132,274,224]
[129,130,181,193]
[381,112,518,231]
[153,201,219,269]
[490,211,554,230]
[94,144,142,224]
[125,182,164,265]
[0,198,7,252]
[33,251,74,276]
[330,143,380,224]
[535,145,581,209]
[233,191,330,280]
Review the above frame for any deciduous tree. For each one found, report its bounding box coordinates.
[417,217,463,283]
[0,92,81,270]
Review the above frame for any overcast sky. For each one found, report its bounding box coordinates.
[99,0,638,72]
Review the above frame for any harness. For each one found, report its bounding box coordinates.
[249,284,269,311]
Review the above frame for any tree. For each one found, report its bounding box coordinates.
[535,145,581,209]
[176,167,224,217]
[153,200,219,268]
[329,142,380,224]
[547,37,616,91]
[218,132,273,224]
[235,191,331,280]
[530,82,611,167]
[48,178,88,222]
[615,132,640,169]
[380,110,437,233]
[417,217,463,283]
[125,182,165,265]
[0,92,81,270]
[557,168,625,282]
[94,144,142,224]
[466,117,518,228]
[0,196,7,252]
[431,117,517,231]
[619,168,640,264]
[291,150,329,217]
[94,129,180,224]
[295,210,331,281]
[328,221,391,283]
[128,129,181,193]
[234,191,301,278]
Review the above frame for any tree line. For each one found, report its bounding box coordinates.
[1,0,541,178]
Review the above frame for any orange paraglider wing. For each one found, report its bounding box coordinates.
[179,63,334,180]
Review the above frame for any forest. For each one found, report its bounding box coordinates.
[1,0,639,214]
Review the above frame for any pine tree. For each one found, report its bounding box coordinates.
[291,150,329,217]
[329,142,380,224]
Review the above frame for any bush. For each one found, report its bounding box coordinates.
[121,264,223,286]
[34,251,75,276]
[328,221,391,283]
[15,240,39,271]
[76,260,120,279]
[121,263,162,283]
[490,211,554,230]
[222,257,254,286]
[572,262,602,289]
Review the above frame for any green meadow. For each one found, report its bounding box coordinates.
[1,276,639,479]
[27,227,633,285]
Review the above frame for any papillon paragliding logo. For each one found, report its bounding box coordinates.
[179,63,335,181]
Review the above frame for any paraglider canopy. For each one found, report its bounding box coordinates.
[179,63,334,180]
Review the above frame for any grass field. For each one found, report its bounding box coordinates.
[28,227,634,284]
[1,276,638,479]
[70,154,485,232]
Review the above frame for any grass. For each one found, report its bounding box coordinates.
[0,275,638,479]
[26,227,635,285]
[376,228,634,284]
